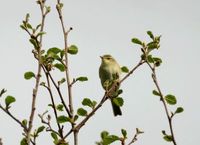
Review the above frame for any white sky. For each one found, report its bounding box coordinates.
[0,0,200,145]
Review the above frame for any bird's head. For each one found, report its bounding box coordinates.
[100,54,116,65]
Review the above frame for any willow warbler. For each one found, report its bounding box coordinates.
[99,54,122,116]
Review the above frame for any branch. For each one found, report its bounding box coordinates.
[42,66,71,117]
[0,104,27,131]
[44,72,64,138]
[56,0,74,115]
[146,62,177,145]
[27,1,48,144]
[56,0,77,144]
[38,112,60,136]
[127,128,144,145]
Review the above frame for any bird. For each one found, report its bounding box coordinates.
[99,54,122,116]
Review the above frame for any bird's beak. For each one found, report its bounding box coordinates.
[100,56,103,59]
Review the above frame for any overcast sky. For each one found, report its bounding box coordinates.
[0,0,200,145]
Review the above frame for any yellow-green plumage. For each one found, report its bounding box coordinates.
[99,54,122,116]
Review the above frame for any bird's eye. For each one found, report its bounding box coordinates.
[107,57,111,60]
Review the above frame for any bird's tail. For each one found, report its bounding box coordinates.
[111,100,122,116]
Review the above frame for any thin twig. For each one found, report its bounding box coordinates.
[127,133,138,144]
[0,104,27,131]
[55,0,74,115]
[27,1,47,144]
[121,140,125,145]
[45,72,64,138]
[146,62,177,145]
[43,67,71,117]
[38,112,60,136]
[56,0,77,144]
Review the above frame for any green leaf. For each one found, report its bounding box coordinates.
[47,47,61,55]
[73,115,79,122]
[29,38,38,48]
[147,42,158,50]
[58,78,66,85]
[76,77,88,82]
[57,115,70,124]
[92,101,97,108]
[77,108,87,116]
[121,129,127,138]
[141,54,146,60]
[45,6,51,13]
[20,138,28,145]
[82,98,96,109]
[24,71,35,80]
[163,135,173,142]
[68,45,78,55]
[54,63,65,72]
[36,126,45,134]
[60,50,65,59]
[155,35,161,43]
[165,94,177,105]
[113,97,124,107]
[131,38,143,45]
[36,24,41,30]
[59,142,69,145]
[48,53,60,60]
[147,55,154,63]
[117,89,123,95]
[20,25,26,30]
[57,104,64,111]
[37,31,46,37]
[0,88,7,97]
[51,132,58,141]
[153,57,162,67]
[162,130,166,135]
[82,98,93,108]
[121,66,129,73]
[103,135,120,144]
[56,3,64,10]
[40,82,46,87]
[5,96,16,108]
[22,119,28,127]
[147,31,154,40]
[26,23,32,29]
[25,13,30,22]
[101,131,109,139]
[152,90,161,96]
[48,104,53,108]
[175,107,184,114]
